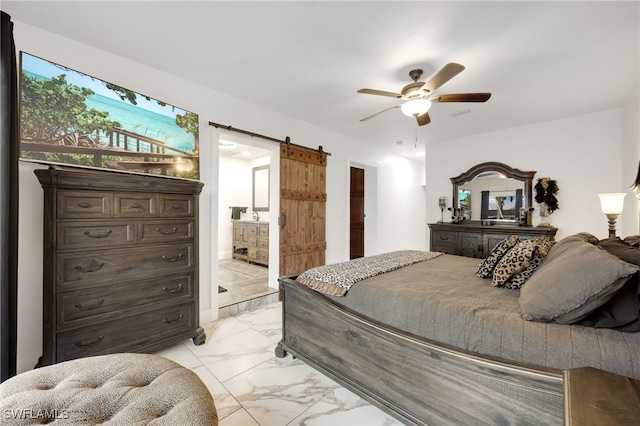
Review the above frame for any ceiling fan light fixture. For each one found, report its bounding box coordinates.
[401,98,432,117]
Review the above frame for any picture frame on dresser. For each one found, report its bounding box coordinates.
[35,165,205,366]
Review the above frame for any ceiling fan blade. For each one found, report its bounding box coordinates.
[359,105,401,122]
[422,63,465,93]
[416,112,431,126]
[357,88,403,98]
[431,93,491,103]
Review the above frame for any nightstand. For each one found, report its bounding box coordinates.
[564,367,640,425]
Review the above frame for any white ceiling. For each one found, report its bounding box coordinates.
[3,1,639,159]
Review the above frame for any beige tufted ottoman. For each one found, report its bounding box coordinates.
[0,353,218,425]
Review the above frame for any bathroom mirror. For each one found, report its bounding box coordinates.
[450,162,535,222]
[253,165,270,212]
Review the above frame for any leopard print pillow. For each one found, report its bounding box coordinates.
[476,235,520,278]
[492,238,555,289]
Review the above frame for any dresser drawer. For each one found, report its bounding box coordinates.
[57,302,195,361]
[57,272,194,329]
[58,244,193,288]
[139,220,194,244]
[158,195,194,217]
[257,238,268,249]
[247,247,258,259]
[114,193,155,217]
[257,249,269,263]
[258,225,269,237]
[57,191,110,219]
[57,222,135,249]
[432,231,457,247]
[431,244,457,256]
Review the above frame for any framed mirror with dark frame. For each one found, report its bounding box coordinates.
[450,162,536,225]
[252,165,270,212]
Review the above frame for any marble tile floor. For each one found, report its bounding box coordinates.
[154,302,404,426]
[218,259,279,318]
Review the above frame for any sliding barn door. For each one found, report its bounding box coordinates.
[279,143,327,278]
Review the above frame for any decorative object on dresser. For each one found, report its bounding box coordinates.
[534,177,559,227]
[598,192,626,237]
[437,196,446,223]
[429,222,557,259]
[232,220,269,265]
[35,165,205,367]
[450,162,535,225]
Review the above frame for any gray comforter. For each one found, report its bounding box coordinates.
[325,254,640,379]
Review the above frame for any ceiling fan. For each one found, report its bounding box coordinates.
[357,63,491,126]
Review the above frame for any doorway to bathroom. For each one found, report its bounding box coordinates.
[217,132,278,314]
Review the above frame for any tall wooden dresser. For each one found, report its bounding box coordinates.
[35,166,205,366]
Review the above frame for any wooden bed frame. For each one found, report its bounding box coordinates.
[275,276,564,425]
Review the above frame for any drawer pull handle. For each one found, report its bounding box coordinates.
[172,204,182,210]
[163,313,184,324]
[78,202,93,209]
[74,299,104,311]
[439,236,450,241]
[129,203,142,209]
[75,335,104,348]
[155,226,178,235]
[75,262,105,273]
[84,230,112,239]
[162,284,183,293]
[162,253,184,262]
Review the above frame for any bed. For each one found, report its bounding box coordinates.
[275,234,640,425]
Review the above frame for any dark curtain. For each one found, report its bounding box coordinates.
[480,190,489,220]
[0,10,19,382]
[515,188,523,216]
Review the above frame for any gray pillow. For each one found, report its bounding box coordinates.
[519,235,640,324]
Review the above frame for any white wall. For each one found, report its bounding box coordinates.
[217,156,253,259]
[12,21,426,372]
[425,107,639,245]
[217,153,272,259]
[621,83,640,232]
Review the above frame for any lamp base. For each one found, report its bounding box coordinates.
[605,213,619,238]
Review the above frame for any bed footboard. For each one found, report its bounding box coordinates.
[276,277,564,426]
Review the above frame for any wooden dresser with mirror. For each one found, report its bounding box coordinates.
[430,162,557,259]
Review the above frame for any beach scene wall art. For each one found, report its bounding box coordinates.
[19,52,199,179]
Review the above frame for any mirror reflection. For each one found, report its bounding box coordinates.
[458,173,524,221]
[451,162,535,224]
[252,165,269,212]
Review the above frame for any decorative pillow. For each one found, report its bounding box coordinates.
[519,236,640,324]
[597,237,640,266]
[476,235,520,279]
[624,235,640,248]
[578,272,640,332]
[574,232,600,245]
[491,238,555,289]
[538,234,594,265]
